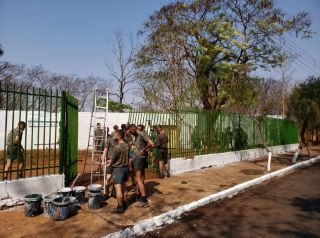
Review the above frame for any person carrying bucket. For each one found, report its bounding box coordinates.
[4,121,26,180]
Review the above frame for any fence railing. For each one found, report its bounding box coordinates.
[128,109,298,159]
[0,82,61,180]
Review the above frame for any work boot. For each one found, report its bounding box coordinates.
[139,197,149,208]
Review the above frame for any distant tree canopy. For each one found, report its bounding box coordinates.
[136,0,312,110]
[287,76,320,144]
[96,98,132,112]
[0,63,105,111]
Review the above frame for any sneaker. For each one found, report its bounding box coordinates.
[139,199,149,208]
[166,171,170,177]
[111,207,125,214]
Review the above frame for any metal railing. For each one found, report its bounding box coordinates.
[128,109,298,159]
[0,82,61,180]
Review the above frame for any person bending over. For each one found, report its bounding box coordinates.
[4,121,26,180]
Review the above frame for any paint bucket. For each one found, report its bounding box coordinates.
[51,197,71,220]
[43,194,60,218]
[88,184,102,193]
[68,196,77,215]
[88,192,102,209]
[58,187,72,197]
[24,194,42,217]
[72,186,86,205]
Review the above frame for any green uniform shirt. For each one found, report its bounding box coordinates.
[104,137,117,160]
[124,133,135,152]
[111,143,129,167]
[6,127,23,146]
[157,133,168,149]
[134,132,150,158]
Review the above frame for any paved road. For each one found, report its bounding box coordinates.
[141,163,320,238]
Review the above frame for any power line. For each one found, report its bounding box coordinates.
[282,35,320,65]
[227,1,320,76]
[277,37,320,75]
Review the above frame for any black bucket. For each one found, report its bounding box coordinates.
[68,196,77,215]
[88,192,102,209]
[72,186,86,205]
[51,197,71,220]
[43,194,61,218]
[58,187,72,197]
[24,194,42,217]
[88,184,102,193]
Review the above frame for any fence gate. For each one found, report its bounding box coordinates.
[60,92,78,185]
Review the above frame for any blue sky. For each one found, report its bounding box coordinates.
[0,0,319,104]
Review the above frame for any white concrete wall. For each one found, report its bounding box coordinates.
[0,111,129,150]
[77,112,129,149]
[170,143,299,174]
[0,174,64,202]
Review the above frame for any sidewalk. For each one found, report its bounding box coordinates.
[0,147,319,238]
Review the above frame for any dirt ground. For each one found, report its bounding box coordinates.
[141,163,320,238]
[0,147,319,238]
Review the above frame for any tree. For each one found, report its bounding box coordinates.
[229,77,283,153]
[96,98,132,112]
[287,76,320,153]
[137,0,312,110]
[107,30,137,104]
[136,30,201,109]
[0,62,25,83]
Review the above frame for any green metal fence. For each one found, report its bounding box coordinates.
[128,109,298,159]
[0,82,78,183]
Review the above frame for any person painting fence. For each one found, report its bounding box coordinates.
[4,121,26,180]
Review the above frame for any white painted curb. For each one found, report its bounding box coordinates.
[102,156,320,238]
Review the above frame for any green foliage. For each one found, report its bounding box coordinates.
[137,0,312,110]
[234,126,248,150]
[287,76,320,130]
[96,98,132,112]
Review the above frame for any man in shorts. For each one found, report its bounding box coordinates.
[153,126,170,178]
[129,124,154,207]
[125,125,136,191]
[106,129,129,214]
[4,121,26,180]
[102,131,118,198]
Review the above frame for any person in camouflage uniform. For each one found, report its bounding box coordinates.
[124,125,136,191]
[129,124,154,208]
[94,123,104,153]
[102,132,118,198]
[4,121,26,180]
